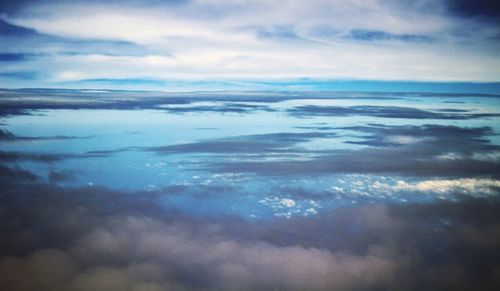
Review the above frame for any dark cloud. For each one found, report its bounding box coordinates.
[294,125,335,131]
[446,0,500,22]
[287,105,500,120]
[149,132,335,155]
[0,0,189,14]
[0,128,95,141]
[144,124,500,178]
[342,124,497,149]
[0,52,34,61]
[0,124,120,166]
[0,150,66,163]
[0,163,500,290]
[0,18,147,62]
[1,89,499,117]
[347,29,434,43]
[0,149,123,164]
[0,108,30,117]
[160,102,276,114]
[203,125,500,177]
[0,129,15,140]
[208,151,500,177]
[48,170,77,183]
[0,19,37,36]
[0,164,38,182]
[0,89,191,113]
[82,149,131,157]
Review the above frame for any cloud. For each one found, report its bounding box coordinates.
[158,102,275,114]
[0,128,94,141]
[1,0,500,88]
[346,29,434,42]
[372,178,500,197]
[1,163,500,290]
[2,89,499,117]
[0,150,65,163]
[48,170,77,183]
[0,164,38,182]
[0,18,36,36]
[288,105,500,120]
[203,125,500,177]
[79,78,167,86]
[149,132,335,155]
[0,129,15,139]
[0,149,118,163]
[280,198,296,207]
[0,53,34,61]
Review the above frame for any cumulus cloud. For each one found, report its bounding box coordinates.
[372,178,500,196]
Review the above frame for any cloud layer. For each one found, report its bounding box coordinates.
[1,0,500,89]
[1,164,500,290]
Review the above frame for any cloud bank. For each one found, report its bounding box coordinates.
[1,165,500,290]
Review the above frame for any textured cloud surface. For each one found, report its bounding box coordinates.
[1,165,500,290]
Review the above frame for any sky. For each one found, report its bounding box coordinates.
[1,0,500,91]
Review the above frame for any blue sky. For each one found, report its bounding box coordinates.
[1,0,500,91]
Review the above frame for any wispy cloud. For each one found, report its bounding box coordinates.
[1,0,499,89]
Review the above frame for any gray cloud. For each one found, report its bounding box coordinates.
[0,164,500,290]
[159,103,276,114]
[346,29,435,43]
[203,125,500,177]
[287,105,500,120]
[0,128,94,141]
[149,132,335,155]
[0,164,38,182]
[0,150,65,163]
[0,53,35,61]
[1,89,499,116]
[0,129,15,140]
[0,149,121,163]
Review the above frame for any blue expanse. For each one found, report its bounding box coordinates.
[2,0,500,290]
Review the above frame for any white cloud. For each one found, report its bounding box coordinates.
[372,178,500,197]
[2,0,500,87]
[280,198,296,208]
[384,135,422,145]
